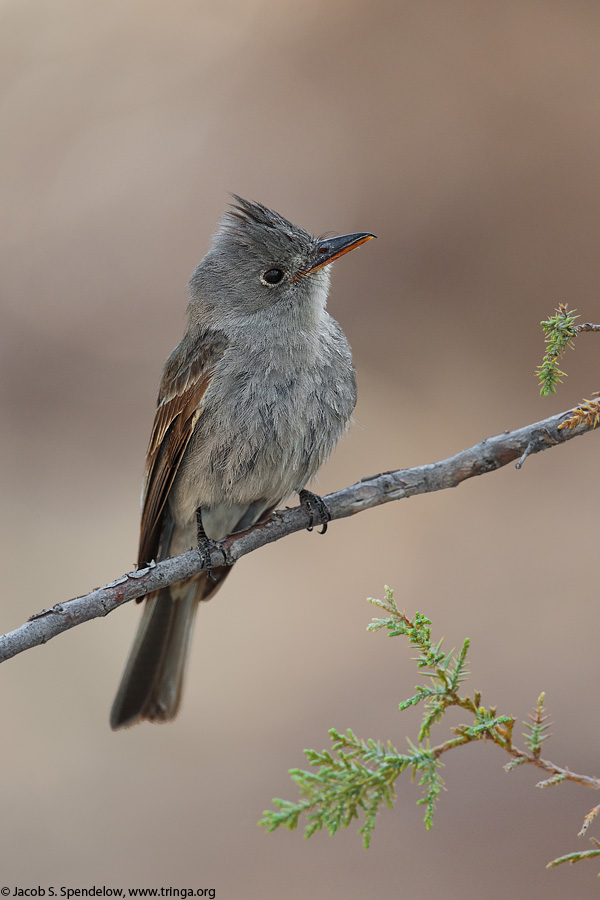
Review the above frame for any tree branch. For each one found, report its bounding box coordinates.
[2,405,596,663]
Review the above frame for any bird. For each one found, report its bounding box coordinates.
[110,196,375,728]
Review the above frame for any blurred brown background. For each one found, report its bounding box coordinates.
[2,0,600,896]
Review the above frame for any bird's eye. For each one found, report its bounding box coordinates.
[261,268,284,285]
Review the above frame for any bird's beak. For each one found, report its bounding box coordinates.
[293,232,376,280]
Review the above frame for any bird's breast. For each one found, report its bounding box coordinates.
[171,330,355,523]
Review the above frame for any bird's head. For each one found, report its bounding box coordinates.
[189,196,374,329]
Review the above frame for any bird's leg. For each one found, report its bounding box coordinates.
[196,508,216,581]
[299,489,331,535]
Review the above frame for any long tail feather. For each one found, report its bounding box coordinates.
[110,567,229,729]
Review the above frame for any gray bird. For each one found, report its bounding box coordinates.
[110,196,374,729]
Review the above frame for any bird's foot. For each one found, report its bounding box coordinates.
[299,489,331,535]
[196,509,217,581]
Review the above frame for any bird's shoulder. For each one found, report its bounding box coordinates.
[158,327,229,405]
[149,328,228,451]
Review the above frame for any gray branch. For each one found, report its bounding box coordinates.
[1,406,595,663]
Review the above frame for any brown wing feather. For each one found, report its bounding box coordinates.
[138,329,228,567]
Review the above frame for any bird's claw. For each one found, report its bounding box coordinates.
[299,490,331,534]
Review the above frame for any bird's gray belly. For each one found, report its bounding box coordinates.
[169,367,353,537]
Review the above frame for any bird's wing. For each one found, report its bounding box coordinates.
[138,329,228,567]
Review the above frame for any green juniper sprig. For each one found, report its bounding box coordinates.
[523,691,551,758]
[536,303,579,396]
[546,839,600,870]
[545,803,600,870]
[535,302,600,431]
[536,302,600,400]
[260,588,600,874]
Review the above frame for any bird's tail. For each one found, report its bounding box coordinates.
[110,570,227,729]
